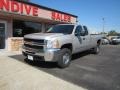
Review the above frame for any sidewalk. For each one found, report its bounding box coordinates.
[0,51,87,90]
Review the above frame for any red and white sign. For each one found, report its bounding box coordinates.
[51,11,71,22]
[0,0,76,23]
[0,0,38,16]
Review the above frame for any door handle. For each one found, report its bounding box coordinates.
[83,38,86,40]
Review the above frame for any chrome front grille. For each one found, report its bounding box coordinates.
[24,38,45,45]
[23,38,45,53]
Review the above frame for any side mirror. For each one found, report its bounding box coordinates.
[75,33,80,36]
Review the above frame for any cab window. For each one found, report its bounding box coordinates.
[75,25,85,36]
[83,26,88,35]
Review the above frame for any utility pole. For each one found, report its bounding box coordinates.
[102,18,105,37]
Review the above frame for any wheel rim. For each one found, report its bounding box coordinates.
[63,53,70,65]
[96,47,100,52]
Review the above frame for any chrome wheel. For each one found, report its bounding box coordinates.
[63,53,70,65]
[92,45,100,54]
[57,48,71,68]
[96,46,100,53]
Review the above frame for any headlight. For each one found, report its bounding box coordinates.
[47,40,59,49]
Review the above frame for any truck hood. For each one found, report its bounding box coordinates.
[24,33,65,40]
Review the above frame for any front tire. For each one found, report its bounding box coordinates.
[57,48,72,68]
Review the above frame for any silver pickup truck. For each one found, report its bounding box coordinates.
[22,24,102,68]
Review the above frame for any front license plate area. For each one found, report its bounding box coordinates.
[28,55,33,61]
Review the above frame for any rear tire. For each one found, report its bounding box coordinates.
[57,48,72,68]
[92,45,100,54]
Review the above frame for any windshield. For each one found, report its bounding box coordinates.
[47,25,74,34]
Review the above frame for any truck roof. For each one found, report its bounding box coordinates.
[56,24,78,26]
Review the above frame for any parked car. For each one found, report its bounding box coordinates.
[111,36,120,45]
[22,24,102,68]
[102,37,110,45]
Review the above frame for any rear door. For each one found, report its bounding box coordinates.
[83,26,91,50]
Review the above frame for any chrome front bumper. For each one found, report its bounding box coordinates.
[22,48,60,62]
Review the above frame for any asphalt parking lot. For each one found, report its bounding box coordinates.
[9,45,120,90]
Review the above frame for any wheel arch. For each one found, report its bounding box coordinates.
[61,43,73,52]
[97,39,101,45]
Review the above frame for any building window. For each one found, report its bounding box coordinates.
[13,20,42,37]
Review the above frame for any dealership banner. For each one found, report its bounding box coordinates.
[0,0,77,23]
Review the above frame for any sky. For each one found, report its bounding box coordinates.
[31,0,120,33]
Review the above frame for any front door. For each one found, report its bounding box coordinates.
[0,21,6,49]
[73,25,86,53]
